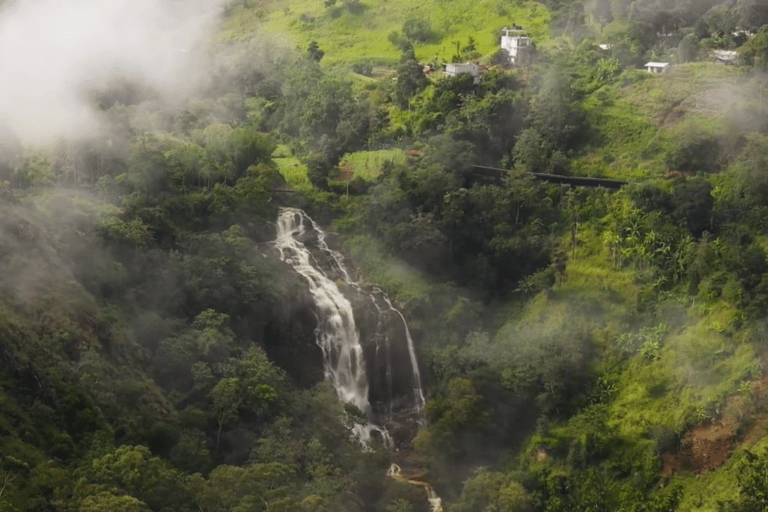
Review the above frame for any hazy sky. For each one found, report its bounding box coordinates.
[0,0,223,145]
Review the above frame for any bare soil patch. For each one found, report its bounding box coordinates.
[662,418,737,476]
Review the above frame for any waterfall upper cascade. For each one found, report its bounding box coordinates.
[273,208,425,436]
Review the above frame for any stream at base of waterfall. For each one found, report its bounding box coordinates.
[273,207,442,512]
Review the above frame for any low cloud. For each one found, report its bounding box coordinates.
[0,0,224,145]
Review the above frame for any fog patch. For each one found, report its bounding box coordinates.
[0,0,225,145]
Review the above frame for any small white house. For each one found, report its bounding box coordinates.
[500,28,531,65]
[710,50,738,65]
[444,62,481,84]
[644,62,671,73]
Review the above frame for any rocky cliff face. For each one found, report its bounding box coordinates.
[261,271,324,389]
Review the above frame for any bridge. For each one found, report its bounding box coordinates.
[469,165,627,189]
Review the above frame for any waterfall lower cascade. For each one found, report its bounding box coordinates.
[387,464,443,512]
[274,207,443,512]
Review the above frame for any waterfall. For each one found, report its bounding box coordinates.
[273,207,424,432]
[274,207,442,511]
[387,464,444,512]
[375,289,425,413]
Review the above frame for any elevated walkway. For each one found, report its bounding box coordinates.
[469,165,627,189]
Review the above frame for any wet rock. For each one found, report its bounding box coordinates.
[262,281,323,389]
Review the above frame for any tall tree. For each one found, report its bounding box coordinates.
[393,56,429,110]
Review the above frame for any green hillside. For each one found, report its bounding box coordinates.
[4,0,768,510]
[221,0,551,65]
[574,62,745,180]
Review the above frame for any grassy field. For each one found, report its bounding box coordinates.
[575,62,745,180]
[618,63,742,124]
[274,146,405,188]
[338,148,406,181]
[274,144,312,189]
[275,157,310,188]
[221,0,551,67]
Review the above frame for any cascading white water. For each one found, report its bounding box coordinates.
[387,464,444,512]
[274,207,442,511]
[273,207,424,431]
[375,289,426,414]
[274,208,370,415]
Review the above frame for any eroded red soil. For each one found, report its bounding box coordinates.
[661,418,737,477]
[662,372,768,476]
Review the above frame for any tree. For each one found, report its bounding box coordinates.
[402,18,433,43]
[211,378,242,453]
[206,350,281,454]
[452,468,533,512]
[499,481,534,512]
[722,448,768,511]
[672,178,713,236]
[195,124,276,187]
[740,25,768,68]
[350,61,373,76]
[419,377,488,456]
[738,0,768,31]
[513,128,554,172]
[276,62,359,150]
[387,31,411,52]
[450,89,526,162]
[84,445,192,511]
[342,0,363,13]
[720,133,768,218]
[421,133,477,177]
[306,152,334,191]
[665,124,722,174]
[393,57,428,109]
[307,41,324,61]
[152,310,237,393]
[237,347,281,417]
[592,58,621,86]
[79,492,150,512]
[189,463,296,512]
[527,71,585,155]
[678,34,700,62]
[491,48,512,68]
[703,4,739,37]
[592,0,613,30]
[499,328,595,418]
[0,470,17,507]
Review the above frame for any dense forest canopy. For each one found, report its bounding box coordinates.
[4,0,768,510]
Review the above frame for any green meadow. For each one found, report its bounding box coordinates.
[221,0,552,66]
[338,148,406,181]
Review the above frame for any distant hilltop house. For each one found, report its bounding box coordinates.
[710,50,738,65]
[500,27,532,65]
[444,62,481,84]
[644,62,671,73]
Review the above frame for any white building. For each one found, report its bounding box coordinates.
[644,62,671,73]
[444,62,481,84]
[500,28,532,65]
[710,50,738,65]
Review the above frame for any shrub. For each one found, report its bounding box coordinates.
[402,19,433,43]
[350,61,373,76]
